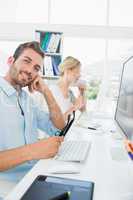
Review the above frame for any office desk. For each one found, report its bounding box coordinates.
[5,123,133,200]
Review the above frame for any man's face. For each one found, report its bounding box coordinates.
[9,48,43,87]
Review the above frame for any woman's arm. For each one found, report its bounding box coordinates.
[77,80,87,112]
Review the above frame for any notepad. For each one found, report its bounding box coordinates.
[20,175,94,200]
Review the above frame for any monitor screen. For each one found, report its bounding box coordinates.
[115,56,133,140]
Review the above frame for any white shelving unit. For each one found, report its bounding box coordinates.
[35,30,63,78]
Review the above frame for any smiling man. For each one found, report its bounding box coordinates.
[0,41,65,183]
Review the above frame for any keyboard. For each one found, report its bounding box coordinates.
[55,140,91,162]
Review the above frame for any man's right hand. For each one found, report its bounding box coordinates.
[28,136,64,160]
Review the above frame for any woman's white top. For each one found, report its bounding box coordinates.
[50,84,74,114]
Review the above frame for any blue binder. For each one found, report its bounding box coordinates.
[20,175,94,200]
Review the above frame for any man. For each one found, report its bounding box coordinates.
[0,41,65,182]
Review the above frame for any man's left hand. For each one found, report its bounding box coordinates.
[28,76,47,93]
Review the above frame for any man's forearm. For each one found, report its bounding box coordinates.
[0,145,31,171]
[42,87,65,129]
[0,136,64,171]
[29,76,65,129]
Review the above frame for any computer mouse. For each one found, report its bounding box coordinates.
[48,164,80,174]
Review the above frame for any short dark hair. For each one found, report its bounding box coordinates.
[13,41,44,62]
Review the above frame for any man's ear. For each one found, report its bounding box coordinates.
[7,56,15,66]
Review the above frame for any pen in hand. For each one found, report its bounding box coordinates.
[49,191,71,200]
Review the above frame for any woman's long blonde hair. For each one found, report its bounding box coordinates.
[59,56,81,76]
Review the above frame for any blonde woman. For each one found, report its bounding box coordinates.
[50,56,86,121]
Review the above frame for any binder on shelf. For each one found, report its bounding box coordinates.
[44,56,54,76]
[52,33,61,53]
[41,32,51,51]
[52,56,61,76]
[45,33,52,52]
[47,33,56,53]
[41,33,46,49]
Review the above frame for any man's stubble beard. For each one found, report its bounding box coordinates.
[9,65,30,88]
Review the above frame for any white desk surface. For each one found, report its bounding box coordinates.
[5,120,133,200]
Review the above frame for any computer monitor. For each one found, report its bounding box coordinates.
[115,56,133,141]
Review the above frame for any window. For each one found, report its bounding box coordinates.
[63,37,106,100]
[51,0,107,25]
[107,39,133,99]
[63,37,105,79]
[0,0,17,22]
[0,0,48,23]
[109,0,133,27]
[16,0,48,23]
[0,41,22,75]
[1,0,133,114]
